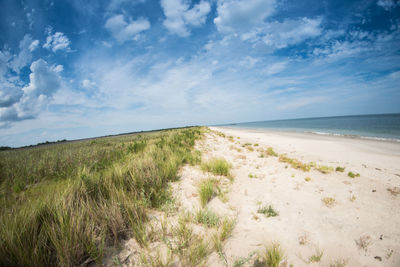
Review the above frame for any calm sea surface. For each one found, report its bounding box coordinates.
[221,114,400,141]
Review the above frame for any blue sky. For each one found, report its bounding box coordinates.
[0,0,399,146]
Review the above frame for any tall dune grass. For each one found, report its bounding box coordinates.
[0,127,203,266]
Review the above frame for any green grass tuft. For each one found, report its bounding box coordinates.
[201,158,231,176]
[316,165,334,174]
[195,209,220,228]
[348,171,360,178]
[335,166,345,172]
[266,147,278,157]
[257,204,279,217]
[198,178,220,207]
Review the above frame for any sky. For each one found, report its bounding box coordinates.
[0,0,400,147]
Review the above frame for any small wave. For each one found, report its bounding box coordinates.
[308,131,400,142]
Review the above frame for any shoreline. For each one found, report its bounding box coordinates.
[217,126,400,144]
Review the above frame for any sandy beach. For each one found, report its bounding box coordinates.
[109,126,400,266]
[197,127,400,266]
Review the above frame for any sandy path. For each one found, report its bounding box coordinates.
[202,127,400,266]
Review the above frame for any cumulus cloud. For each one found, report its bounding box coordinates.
[377,0,399,11]
[0,59,62,124]
[10,34,39,73]
[105,14,150,43]
[214,1,322,49]
[43,31,71,52]
[214,0,276,33]
[0,81,23,107]
[161,0,211,37]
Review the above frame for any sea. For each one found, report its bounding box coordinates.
[221,113,400,142]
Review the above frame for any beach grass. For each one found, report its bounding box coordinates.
[0,127,204,266]
[201,158,231,177]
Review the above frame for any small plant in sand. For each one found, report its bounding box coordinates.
[257,204,279,217]
[247,146,255,152]
[308,249,324,263]
[201,158,231,176]
[198,178,220,207]
[266,147,278,157]
[298,234,309,245]
[355,235,371,252]
[335,166,345,172]
[304,177,311,182]
[350,195,357,202]
[195,209,220,228]
[258,243,285,267]
[387,187,400,196]
[248,173,256,178]
[322,197,336,207]
[330,258,348,267]
[259,153,265,158]
[212,217,236,263]
[347,171,360,178]
[279,155,312,172]
[316,165,334,174]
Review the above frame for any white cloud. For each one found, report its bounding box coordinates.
[262,17,323,48]
[377,0,399,11]
[278,96,327,110]
[0,81,23,107]
[214,1,322,49]
[29,40,39,51]
[0,59,62,123]
[214,0,276,33]
[105,14,150,43]
[239,56,260,68]
[43,31,71,52]
[81,78,96,88]
[161,0,211,37]
[263,61,288,75]
[10,34,39,73]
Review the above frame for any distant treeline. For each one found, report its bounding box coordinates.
[0,139,68,151]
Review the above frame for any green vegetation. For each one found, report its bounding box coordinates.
[248,173,256,178]
[348,171,360,178]
[316,165,334,174]
[201,158,231,176]
[259,243,285,267]
[257,204,279,217]
[198,178,220,207]
[266,147,278,157]
[279,155,313,172]
[335,166,345,172]
[0,127,204,266]
[308,249,324,263]
[195,209,220,228]
[304,177,311,182]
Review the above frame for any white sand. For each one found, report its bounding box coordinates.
[203,127,400,266]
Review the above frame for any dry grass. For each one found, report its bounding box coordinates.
[322,197,336,207]
[387,187,400,196]
[355,235,371,252]
[279,155,313,172]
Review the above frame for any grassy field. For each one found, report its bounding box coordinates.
[0,127,203,266]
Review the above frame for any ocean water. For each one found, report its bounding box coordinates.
[222,114,400,141]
